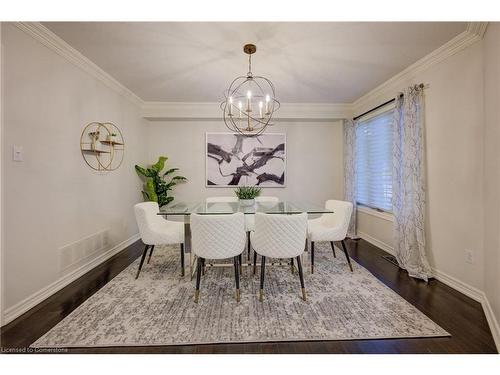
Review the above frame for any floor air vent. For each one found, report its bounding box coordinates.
[382,254,401,268]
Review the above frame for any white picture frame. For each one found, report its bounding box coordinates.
[205,132,286,188]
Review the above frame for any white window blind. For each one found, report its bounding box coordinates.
[355,108,394,212]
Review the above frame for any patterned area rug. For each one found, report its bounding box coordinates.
[32,243,449,347]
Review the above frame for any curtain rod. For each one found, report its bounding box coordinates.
[353,83,425,121]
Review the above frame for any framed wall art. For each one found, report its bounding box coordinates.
[206,132,286,187]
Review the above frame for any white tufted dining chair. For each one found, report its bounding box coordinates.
[307,200,354,273]
[245,196,279,231]
[255,196,280,204]
[205,196,238,203]
[251,212,308,301]
[190,213,246,303]
[134,202,185,278]
[244,196,279,259]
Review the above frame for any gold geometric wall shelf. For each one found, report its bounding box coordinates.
[80,122,124,171]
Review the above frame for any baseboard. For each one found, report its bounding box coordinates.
[358,232,499,351]
[358,231,395,256]
[358,232,484,301]
[2,233,140,326]
[430,267,484,303]
[431,268,500,351]
[481,294,500,352]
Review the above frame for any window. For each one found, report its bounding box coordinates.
[355,108,393,212]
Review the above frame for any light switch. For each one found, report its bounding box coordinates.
[13,145,24,162]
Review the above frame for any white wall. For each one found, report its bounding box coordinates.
[0,22,5,327]
[145,120,344,205]
[1,24,147,322]
[483,23,500,343]
[354,41,485,290]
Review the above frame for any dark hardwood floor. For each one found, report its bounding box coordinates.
[1,239,497,354]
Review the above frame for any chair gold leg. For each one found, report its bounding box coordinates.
[234,256,240,303]
[259,256,266,302]
[135,245,149,280]
[296,255,306,302]
[310,241,315,274]
[341,239,354,273]
[180,243,185,277]
[195,257,202,303]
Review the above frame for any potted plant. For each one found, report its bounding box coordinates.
[88,130,100,150]
[135,156,187,207]
[234,186,261,206]
[107,132,118,143]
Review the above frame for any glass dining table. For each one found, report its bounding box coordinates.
[158,200,333,278]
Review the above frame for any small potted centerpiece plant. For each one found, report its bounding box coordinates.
[234,186,261,207]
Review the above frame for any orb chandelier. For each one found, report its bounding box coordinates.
[221,43,280,137]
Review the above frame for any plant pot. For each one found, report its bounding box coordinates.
[107,135,117,143]
[239,198,255,207]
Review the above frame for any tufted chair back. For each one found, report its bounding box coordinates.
[245,196,279,231]
[191,213,246,259]
[321,200,353,239]
[252,212,307,258]
[134,202,164,245]
[255,196,279,204]
[205,196,238,203]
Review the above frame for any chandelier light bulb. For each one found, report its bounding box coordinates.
[228,96,233,116]
[238,101,243,119]
[259,101,264,119]
[246,91,252,112]
[265,94,270,114]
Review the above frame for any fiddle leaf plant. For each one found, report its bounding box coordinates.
[135,156,187,207]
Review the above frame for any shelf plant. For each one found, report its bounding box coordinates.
[107,132,117,142]
[135,156,187,207]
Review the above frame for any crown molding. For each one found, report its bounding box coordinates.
[353,22,489,113]
[12,22,488,121]
[467,22,489,39]
[14,22,143,106]
[142,101,353,121]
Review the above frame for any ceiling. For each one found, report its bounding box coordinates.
[43,22,467,103]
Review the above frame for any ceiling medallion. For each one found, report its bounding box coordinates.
[221,44,280,137]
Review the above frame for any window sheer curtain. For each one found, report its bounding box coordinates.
[392,86,432,281]
[343,119,357,238]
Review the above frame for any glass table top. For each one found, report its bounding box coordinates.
[158,201,332,215]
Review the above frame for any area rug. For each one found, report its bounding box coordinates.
[32,243,449,347]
